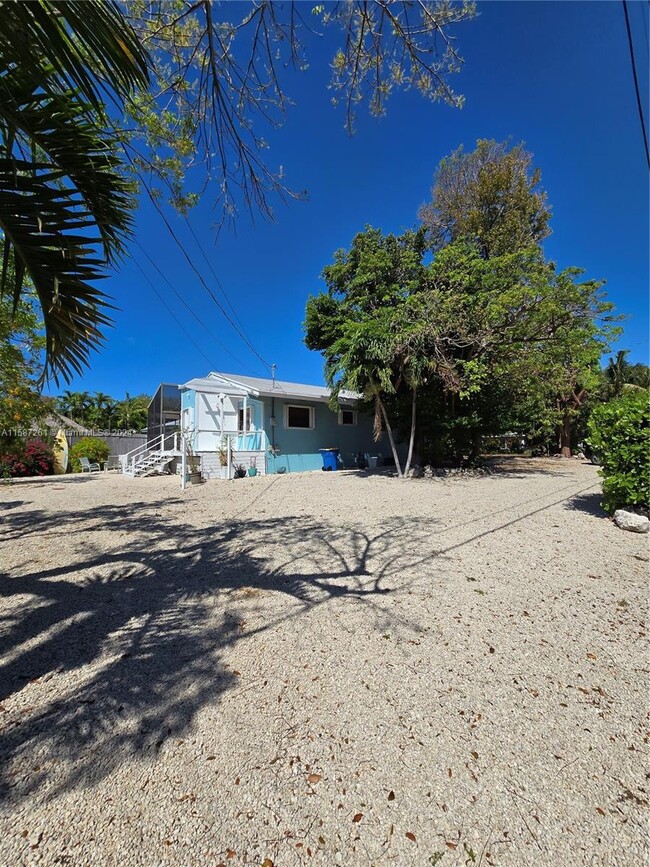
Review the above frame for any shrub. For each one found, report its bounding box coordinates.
[587,390,649,513]
[23,439,54,475]
[0,438,53,478]
[0,452,27,478]
[70,437,110,472]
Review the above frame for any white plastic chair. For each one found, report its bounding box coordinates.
[79,457,100,473]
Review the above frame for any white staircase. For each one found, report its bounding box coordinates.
[131,451,175,477]
[120,434,181,477]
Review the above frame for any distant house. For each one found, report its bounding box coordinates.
[145,372,389,478]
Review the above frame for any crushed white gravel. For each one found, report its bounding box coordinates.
[0,459,648,867]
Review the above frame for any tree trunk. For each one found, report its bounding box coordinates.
[559,412,572,457]
[468,429,482,463]
[378,395,403,478]
[403,387,417,477]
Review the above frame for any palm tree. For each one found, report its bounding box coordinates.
[116,392,149,431]
[55,389,90,424]
[55,389,77,420]
[71,391,91,426]
[89,391,113,428]
[102,396,119,431]
[0,1,148,384]
[627,363,650,390]
[605,351,631,399]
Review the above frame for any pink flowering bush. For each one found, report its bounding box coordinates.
[23,439,54,475]
[0,439,53,478]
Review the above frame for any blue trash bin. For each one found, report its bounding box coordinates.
[318,448,340,471]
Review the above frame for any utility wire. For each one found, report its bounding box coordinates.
[133,239,249,371]
[142,184,274,372]
[182,215,248,335]
[623,0,650,168]
[130,254,222,372]
[121,144,272,374]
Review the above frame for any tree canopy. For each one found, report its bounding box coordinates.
[123,0,476,219]
[305,227,430,477]
[305,140,620,468]
[1,0,476,383]
[419,139,551,257]
[55,389,149,430]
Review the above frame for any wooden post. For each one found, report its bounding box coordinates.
[181,429,187,491]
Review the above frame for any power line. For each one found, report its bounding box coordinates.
[142,184,274,372]
[130,254,222,372]
[133,239,249,371]
[121,144,273,374]
[623,0,650,168]
[182,215,248,335]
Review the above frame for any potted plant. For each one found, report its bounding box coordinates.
[184,440,202,484]
[233,463,247,479]
[248,456,257,477]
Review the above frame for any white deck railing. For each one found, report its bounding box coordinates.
[120,432,180,475]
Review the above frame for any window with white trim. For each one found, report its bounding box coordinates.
[338,408,357,426]
[284,404,315,429]
[238,406,252,432]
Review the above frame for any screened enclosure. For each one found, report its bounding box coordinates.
[147,383,181,448]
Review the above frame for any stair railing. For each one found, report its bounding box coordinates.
[119,433,164,475]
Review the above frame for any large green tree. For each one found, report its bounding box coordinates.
[305,227,431,478]
[419,139,551,258]
[306,228,619,470]
[404,242,619,459]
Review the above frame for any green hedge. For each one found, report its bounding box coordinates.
[69,437,110,472]
[587,391,649,514]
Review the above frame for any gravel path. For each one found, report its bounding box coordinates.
[0,460,647,866]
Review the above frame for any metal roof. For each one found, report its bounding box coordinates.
[180,372,359,404]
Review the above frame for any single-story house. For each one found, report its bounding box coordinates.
[144,371,392,478]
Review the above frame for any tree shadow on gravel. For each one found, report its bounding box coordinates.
[2,474,97,490]
[0,500,28,511]
[564,491,607,518]
[482,456,592,478]
[0,500,439,802]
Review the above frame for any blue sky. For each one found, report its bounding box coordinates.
[50,0,650,398]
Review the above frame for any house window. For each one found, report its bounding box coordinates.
[238,406,252,432]
[338,409,357,426]
[284,404,314,429]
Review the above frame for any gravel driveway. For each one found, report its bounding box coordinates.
[0,459,647,866]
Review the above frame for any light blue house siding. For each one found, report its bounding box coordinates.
[262,397,380,473]
[177,373,397,475]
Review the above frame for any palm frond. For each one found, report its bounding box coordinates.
[0,0,148,116]
[0,0,149,382]
[0,158,115,384]
[0,67,136,262]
